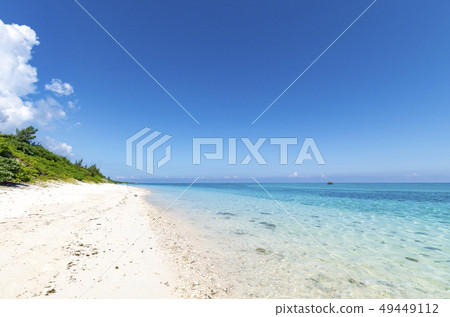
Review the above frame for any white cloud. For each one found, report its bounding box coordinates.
[288,171,299,178]
[43,136,73,157]
[224,176,239,179]
[0,92,34,131]
[33,97,67,127]
[0,19,39,132]
[45,78,74,96]
[115,175,138,180]
[66,121,82,132]
[67,100,81,112]
[0,19,75,133]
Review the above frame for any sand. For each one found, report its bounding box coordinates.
[0,181,177,298]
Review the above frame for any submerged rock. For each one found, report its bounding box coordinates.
[217,212,236,217]
[424,247,442,252]
[405,257,419,262]
[259,221,276,230]
[255,248,266,254]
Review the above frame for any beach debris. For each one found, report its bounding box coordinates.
[45,288,56,296]
[115,266,119,269]
[209,288,217,296]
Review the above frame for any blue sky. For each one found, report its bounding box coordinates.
[1,0,449,182]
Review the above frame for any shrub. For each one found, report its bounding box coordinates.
[0,157,21,183]
[0,131,111,184]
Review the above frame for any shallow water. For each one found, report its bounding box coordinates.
[137,183,450,298]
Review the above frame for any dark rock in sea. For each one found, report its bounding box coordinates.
[255,248,266,254]
[259,221,276,230]
[405,257,419,262]
[327,181,333,185]
[377,280,395,287]
[424,247,442,252]
[260,212,271,215]
[348,278,365,286]
[217,212,236,217]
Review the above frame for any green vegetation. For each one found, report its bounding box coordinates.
[0,126,112,184]
[15,126,38,144]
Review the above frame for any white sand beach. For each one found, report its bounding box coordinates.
[0,182,234,299]
[0,182,180,298]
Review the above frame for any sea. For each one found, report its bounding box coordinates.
[135,183,450,298]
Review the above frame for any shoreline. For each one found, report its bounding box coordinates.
[4,182,446,298]
[0,181,181,298]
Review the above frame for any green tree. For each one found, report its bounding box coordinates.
[74,159,84,167]
[87,164,100,177]
[15,126,38,144]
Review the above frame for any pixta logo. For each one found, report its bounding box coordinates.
[126,127,172,175]
[192,137,325,165]
[126,128,325,175]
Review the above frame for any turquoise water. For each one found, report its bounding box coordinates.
[138,183,450,298]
